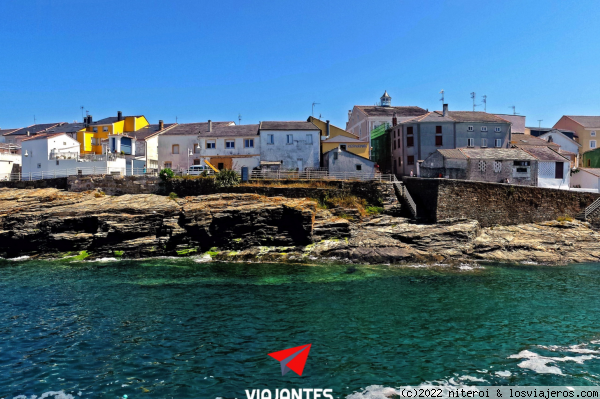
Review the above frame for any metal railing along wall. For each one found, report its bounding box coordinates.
[0,167,158,181]
[584,197,600,220]
[250,170,396,182]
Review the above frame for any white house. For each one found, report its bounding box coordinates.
[258,121,321,170]
[570,168,600,192]
[522,146,571,189]
[21,133,126,178]
[1,123,65,148]
[0,143,21,180]
[538,129,582,167]
[128,121,176,173]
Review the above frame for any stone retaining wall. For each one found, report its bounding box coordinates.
[0,178,68,190]
[68,175,160,195]
[403,177,600,226]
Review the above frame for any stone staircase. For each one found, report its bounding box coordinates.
[391,177,418,220]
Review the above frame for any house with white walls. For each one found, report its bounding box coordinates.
[571,168,600,192]
[127,121,176,173]
[537,129,582,167]
[258,121,321,170]
[21,133,126,178]
[1,123,66,148]
[0,143,21,180]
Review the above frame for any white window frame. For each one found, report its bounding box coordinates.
[244,139,254,148]
[103,127,109,132]
[468,126,474,132]
[172,144,179,154]
[164,161,172,169]
[286,134,293,144]
[495,139,502,148]
[481,126,488,132]
[467,138,474,147]
[267,134,274,145]
[592,131,597,137]
[591,140,597,149]
[306,134,313,144]
[481,138,488,148]
[225,140,235,149]
[494,127,501,132]
[93,127,98,132]
[206,140,216,149]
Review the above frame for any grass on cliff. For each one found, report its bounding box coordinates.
[557,215,574,222]
[312,194,383,218]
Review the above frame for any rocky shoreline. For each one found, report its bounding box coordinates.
[0,187,599,265]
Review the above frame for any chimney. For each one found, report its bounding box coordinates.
[208,120,212,132]
[392,112,398,127]
[348,110,352,122]
[26,131,30,137]
[443,104,448,117]
[117,111,123,121]
[159,120,164,130]
[88,115,93,125]
[326,120,330,137]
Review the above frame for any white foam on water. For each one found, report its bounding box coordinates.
[508,349,596,375]
[459,375,488,382]
[495,370,511,377]
[345,379,483,399]
[194,254,213,263]
[8,255,30,261]
[539,344,600,354]
[13,392,76,399]
[86,257,119,262]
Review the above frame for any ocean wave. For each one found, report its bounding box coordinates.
[508,349,596,374]
[7,255,30,261]
[345,377,485,399]
[13,391,80,399]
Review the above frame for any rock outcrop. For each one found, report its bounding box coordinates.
[0,187,599,265]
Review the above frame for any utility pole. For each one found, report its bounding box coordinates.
[440,89,444,103]
[470,92,477,111]
[482,95,487,112]
[538,119,543,128]
[312,102,320,118]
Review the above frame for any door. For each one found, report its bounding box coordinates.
[297,159,303,171]
[555,162,564,179]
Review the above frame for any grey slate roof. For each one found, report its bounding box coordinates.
[90,116,142,125]
[5,123,66,136]
[494,114,526,133]
[356,105,427,117]
[21,132,73,142]
[201,124,259,138]
[459,148,536,160]
[127,123,176,140]
[0,129,18,136]
[437,149,467,159]
[46,122,86,133]
[323,147,373,162]
[439,111,511,123]
[511,134,560,148]
[322,135,368,143]
[565,116,600,128]
[259,121,319,131]
[521,146,569,162]
[162,122,235,136]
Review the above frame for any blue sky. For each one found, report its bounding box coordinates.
[1,0,599,129]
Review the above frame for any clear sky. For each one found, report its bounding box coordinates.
[1,0,599,130]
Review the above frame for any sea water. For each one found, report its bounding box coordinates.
[1,259,600,398]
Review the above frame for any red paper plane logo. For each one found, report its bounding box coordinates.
[268,344,312,376]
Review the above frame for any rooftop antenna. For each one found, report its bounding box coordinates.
[439,89,444,103]
[470,92,477,112]
[312,102,320,118]
[238,113,242,125]
[509,106,518,115]
[482,95,487,112]
[34,115,36,124]
[176,116,178,123]
[538,119,543,128]
[80,106,85,122]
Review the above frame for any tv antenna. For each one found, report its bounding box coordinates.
[34,115,36,124]
[509,106,518,115]
[470,92,478,111]
[80,106,85,122]
[238,113,242,125]
[482,95,487,112]
[538,119,543,128]
[312,102,320,117]
[439,89,444,103]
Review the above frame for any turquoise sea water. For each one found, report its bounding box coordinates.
[2,258,600,398]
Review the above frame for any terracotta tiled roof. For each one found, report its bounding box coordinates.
[564,116,600,128]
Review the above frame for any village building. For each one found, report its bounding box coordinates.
[571,168,600,192]
[125,121,176,173]
[322,147,375,175]
[520,145,570,189]
[0,143,21,180]
[553,115,600,155]
[307,116,369,162]
[346,91,427,144]
[528,126,576,140]
[21,133,126,178]
[77,113,150,155]
[536,129,582,167]
[494,114,526,134]
[1,123,66,148]
[390,105,512,176]
[258,121,320,170]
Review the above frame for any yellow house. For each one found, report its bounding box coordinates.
[76,112,149,154]
[307,116,370,159]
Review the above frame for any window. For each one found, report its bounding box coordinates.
[93,127,98,132]
[435,126,442,134]
[495,139,502,148]
[393,131,396,138]
[267,134,274,144]
[494,127,501,132]
[397,138,401,148]
[356,164,362,171]
[333,152,338,160]
[555,162,564,179]
[467,138,474,147]
[193,159,200,165]
[286,134,293,144]
[206,140,215,149]
[394,141,397,150]
[407,126,414,135]
[103,127,108,132]
[588,159,592,167]
[468,126,474,132]
[407,156,415,165]
[514,161,530,173]
[172,144,179,154]
[493,161,502,173]
[481,138,488,147]
[591,140,597,149]
[478,160,486,172]
[37,163,41,168]
[398,157,402,167]
[592,131,597,137]
[194,143,201,153]
[225,140,235,148]
[481,126,488,132]
[435,135,443,146]
[306,134,313,144]
[340,144,347,151]
[244,139,254,148]
[407,136,414,147]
